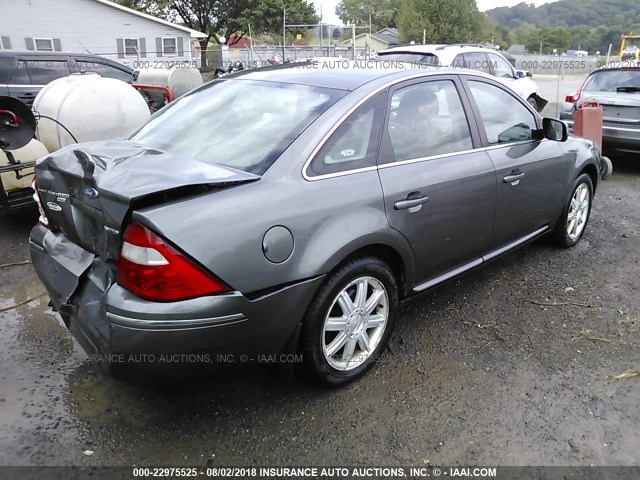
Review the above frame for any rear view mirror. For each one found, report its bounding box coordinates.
[543,118,568,142]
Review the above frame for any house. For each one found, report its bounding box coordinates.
[340,28,400,52]
[507,44,527,55]
[0,0,207,66]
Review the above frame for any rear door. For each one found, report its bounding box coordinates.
[378,75,497,289]
[461,76,570,250]
[9,55,72,105]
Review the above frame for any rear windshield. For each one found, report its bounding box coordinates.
[376,52,440,66]
[583,69,640,92]
[131,79,345,175]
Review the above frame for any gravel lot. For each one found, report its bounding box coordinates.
[1,76,639,469]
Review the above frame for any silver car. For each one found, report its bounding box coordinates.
[30,65,610,386]
[561,64,640,154]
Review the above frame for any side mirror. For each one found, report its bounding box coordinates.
[515,70,525,79]
[543,118,568,142]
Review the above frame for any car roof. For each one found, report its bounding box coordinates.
[0,51,133,69]
[381,44,491,54]
[224,61,489,91]
[379,44,504,63]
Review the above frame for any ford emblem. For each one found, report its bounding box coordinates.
[46,202,62,212]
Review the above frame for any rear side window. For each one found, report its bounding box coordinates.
[77,60,132,82]
[0,57,12,84]
[388,80,473,161]
[583,70,640,92]
[462,53,491,74]
[24,60,71,85]
[467,80,536,145]
[308,93,386,177]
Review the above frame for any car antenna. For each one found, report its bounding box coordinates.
[77,40,92,54]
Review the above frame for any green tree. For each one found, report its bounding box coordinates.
[335,0,398,31]
[397,0,483,44]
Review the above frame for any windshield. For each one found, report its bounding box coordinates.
[583,69,640,92]
[376,52,440,66]
[131,79,345,175]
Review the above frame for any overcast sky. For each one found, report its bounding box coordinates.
[317,0,558,26]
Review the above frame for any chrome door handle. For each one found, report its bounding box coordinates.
[503,172,525,183]
[394,195,430,210]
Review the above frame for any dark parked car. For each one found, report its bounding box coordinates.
[30,65,610,386]
[561,64,640,155]
[0,51,134,105]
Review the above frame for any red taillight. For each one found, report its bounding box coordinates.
[117,222,229,302]
[565,79,586,104]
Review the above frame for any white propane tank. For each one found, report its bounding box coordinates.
[0,139,48,190]
[134,66,203,99]
[33,73,150,152]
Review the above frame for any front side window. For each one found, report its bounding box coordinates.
[124,38,139,56]
[163,38,177,56]
[34,38,53,52]
[388,80,473,162]
[308,93,385,177]
[488,54,513,79]
[131,80,345,175]
[25,60,71,85]
[468,80,537,145]
[76,60,132,82]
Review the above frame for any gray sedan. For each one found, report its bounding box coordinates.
[561,65,640,155]
[30,65,610,386]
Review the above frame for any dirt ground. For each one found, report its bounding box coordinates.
[1,78,639,470]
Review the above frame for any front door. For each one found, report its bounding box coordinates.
[378,76,497,288]
[462,77,570,249]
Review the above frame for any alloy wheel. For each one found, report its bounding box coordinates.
[567,183,590,240]
[321,276,389,371]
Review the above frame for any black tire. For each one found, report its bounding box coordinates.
[301,257,399,387]
[552,173,594,248]
[527,96,538,112]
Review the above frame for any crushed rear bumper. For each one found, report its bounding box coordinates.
[29,224,323,370]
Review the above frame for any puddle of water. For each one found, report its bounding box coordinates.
[65,364,167,428]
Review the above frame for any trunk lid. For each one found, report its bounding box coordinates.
[35,140,259,261]
[580,92,640,124]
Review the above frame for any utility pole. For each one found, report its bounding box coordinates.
[352,22,356,59]
[369,12,372,57]
[423,29,426,44]
[248,23,255,66]
[283,9,286,62]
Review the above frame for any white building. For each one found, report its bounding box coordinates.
[0,0,207,66]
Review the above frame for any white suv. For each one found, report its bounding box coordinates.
[377,44,547,112]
